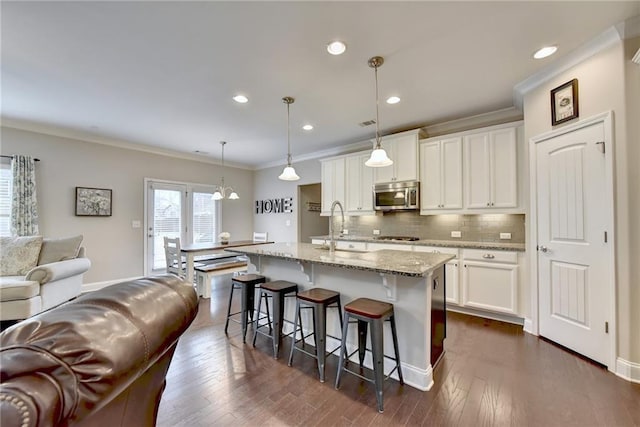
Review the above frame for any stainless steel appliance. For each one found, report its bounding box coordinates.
[373,181,419,211]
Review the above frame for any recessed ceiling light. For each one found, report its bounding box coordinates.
[232,94,248,103]
[302,124,314,131]
[327,41,347,55]
[386,96,401,104]
[533,46,558,59]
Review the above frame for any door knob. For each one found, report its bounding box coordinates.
[539,245,549,253]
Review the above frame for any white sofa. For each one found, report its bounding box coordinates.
[0,235,91,321]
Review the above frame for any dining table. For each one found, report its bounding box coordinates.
[180,240,272,283]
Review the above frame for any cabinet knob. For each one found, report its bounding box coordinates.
[491,202,495,206]
[482,254,495,259]
[539,246,549,253]
[486,202,490,207]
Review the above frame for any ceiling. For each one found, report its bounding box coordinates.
[2,1,639,169]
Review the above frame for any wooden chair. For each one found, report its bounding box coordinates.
[164,237,186,277]
[253,232,268,242]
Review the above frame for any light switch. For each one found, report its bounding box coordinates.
[451,231,461,238]
[342,229,349,235]
[500,232,512,240]
[285,219,291,226]
[373,229,380,235]
[132,220,141,228]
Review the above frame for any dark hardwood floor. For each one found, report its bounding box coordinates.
[157,279,640,426]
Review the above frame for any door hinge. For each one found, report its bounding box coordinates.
[604,231,608,243]
[605,321,609,333]
[596,141,605,154]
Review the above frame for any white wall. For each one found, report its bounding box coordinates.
[522,36,640,363]
[253,158,322,243]
[0,126,254,284]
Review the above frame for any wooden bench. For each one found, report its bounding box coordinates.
[194,258,249,298]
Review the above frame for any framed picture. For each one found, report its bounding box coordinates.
[551,79,579,126]
[75,187,112,216]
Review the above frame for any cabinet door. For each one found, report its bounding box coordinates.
[359,154,374,212]
[445,260,460,305]
[490,128,517,208]
[393,135,418,182]
[345,155,362,212]
[321,158,345,215]
[420,141,442,210]
[441,137,463,209]
[464,133,491,208]
[462,261,518,315]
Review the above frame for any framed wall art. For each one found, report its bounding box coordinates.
[75,187,112,216]
[551,78,579,126]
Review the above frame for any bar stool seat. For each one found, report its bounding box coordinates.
[224,274,266,342]
[288,288,343,382]
[253,280,300,358]
[335,297,404,413]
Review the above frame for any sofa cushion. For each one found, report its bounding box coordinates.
[0,235,43,276]
[38,235,83,265]
[0,276,40,301]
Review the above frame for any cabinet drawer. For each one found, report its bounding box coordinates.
[413,245,459,257]
[335,241,367,251]
[367,242,413,252]
[462,248,517,264]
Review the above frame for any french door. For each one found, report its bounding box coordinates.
[145,179,220,275]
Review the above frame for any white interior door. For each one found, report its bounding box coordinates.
[536,121,611,366]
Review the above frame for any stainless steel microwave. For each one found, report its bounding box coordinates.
[373,181,419,211]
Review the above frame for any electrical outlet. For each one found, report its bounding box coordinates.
[342,229,349,235]
[373,229,380,235]
[500,232,512,240]
[131,220,141,228]
[451,231,462,238]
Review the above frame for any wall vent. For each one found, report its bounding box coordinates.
[359,119,376,127]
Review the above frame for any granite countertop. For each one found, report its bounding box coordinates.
[310,235,525,252]
[225,242,454,277]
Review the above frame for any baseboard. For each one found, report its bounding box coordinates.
[616,357,640,383]
[82,276,143,293]
[446,305,524,326]
[523,318,536,335]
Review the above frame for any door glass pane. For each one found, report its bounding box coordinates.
[193,192,216,243]
[153,189,182,270]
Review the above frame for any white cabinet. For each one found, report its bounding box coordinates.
[461,248,518,315]
[373,130,423,183]
[320,157,345,216]
[413,246,460,305]
[345,152,374,215]
[419,136,462,212]
[367,242,414,252]
[464,127,517,209]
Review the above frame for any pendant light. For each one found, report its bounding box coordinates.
[278,96,300,181]
[365,56,393,168]
[212,141,239,200]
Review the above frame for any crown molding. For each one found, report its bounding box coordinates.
[0,117,251,170]
[422,107,523,138]
[513,25,622,110]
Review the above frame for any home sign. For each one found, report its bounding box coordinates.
[255,197,293,214]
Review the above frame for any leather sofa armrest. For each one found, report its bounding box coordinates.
[25,258,91,285]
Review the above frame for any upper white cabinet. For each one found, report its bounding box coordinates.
[373,129,424,183]
[345,152,374,215]
[419,136,463,212]
[320,156,345,216]
[464,126,517,209]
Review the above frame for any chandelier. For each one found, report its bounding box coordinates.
[278,96,300,181]
[212,141,239,200]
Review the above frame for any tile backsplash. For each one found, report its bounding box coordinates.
[334,212,525,243]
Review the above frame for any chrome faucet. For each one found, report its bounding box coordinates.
[329,200,345,252]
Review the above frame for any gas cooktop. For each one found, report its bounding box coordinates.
[373,236,420,241]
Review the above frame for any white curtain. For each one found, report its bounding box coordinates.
[11,155,39,236]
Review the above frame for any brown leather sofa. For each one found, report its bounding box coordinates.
[0,274,198,427]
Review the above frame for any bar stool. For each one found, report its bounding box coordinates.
[253,280,301,358]
[224,274,266,342]
[288,288,343,383]
[335,297,404,413]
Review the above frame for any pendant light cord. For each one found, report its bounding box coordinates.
[287,101,292,166]
[374,64,381,148]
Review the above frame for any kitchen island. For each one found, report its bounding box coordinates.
[226,242,454,391]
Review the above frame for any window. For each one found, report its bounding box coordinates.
[0,160,12,237]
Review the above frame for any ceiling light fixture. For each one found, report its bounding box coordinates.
[327,41,347,55]
[278,97,300,181]
[232,94,248,103]
[212,141,239,200]
[533,46,557,59]
[386,96,401,104]
[365,56,393,168]
[302,124,314,131]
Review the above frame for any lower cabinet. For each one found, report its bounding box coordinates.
[461,249,518,315]
[413,246,460,305]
